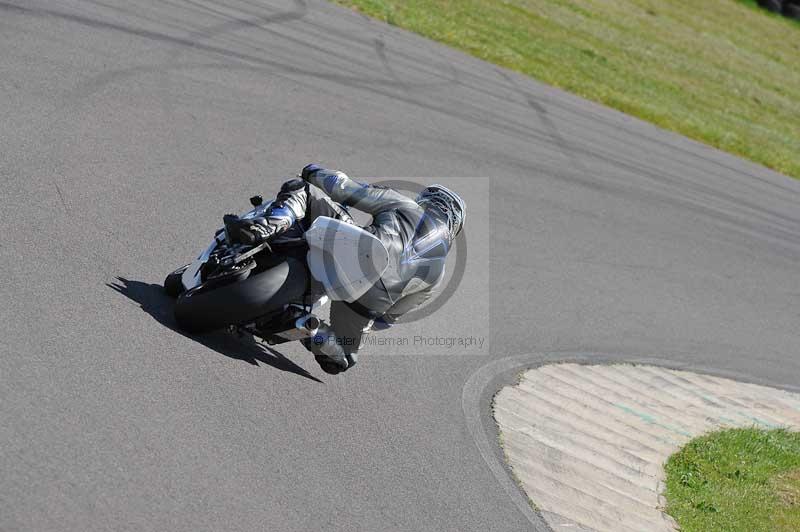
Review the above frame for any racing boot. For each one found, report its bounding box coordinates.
[304,324,350,374]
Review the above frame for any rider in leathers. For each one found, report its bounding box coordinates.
[235,164,466,375]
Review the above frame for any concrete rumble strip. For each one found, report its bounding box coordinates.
[493,363,800,532]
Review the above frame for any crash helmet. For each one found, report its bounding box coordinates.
[415,184,466,242]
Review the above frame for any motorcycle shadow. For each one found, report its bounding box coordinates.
[107,276,322,383]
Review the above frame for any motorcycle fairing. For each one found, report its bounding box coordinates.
[181,201,275,291]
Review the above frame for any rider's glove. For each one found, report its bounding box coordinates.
[249,219,274,242]
[238,217,275,245]
[300,163,322,181]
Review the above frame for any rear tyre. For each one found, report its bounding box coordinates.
[164,264,190,298]
[173,258,308,333]
[758,0,784,13]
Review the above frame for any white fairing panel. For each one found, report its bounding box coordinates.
[305,217,389,302]
[181,238,218,291]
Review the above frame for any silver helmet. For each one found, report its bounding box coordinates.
[415,184,466,241]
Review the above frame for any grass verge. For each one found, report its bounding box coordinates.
[664,427,800,531]
[331,0,800,179]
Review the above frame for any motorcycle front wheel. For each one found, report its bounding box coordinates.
[173,257,308,333]
[163,264,190,298]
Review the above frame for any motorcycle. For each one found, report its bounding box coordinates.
[165,195,389,346]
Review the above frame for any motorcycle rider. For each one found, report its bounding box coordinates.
[233,164,465,375]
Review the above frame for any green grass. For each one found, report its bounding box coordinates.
[664,428,800,531]
[331,0,800,179]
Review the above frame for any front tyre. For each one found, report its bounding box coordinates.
[173,258,308,333]
[164,264,190,298]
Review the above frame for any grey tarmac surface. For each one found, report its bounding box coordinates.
[1,1,799,531]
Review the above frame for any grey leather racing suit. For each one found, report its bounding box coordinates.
[258,168,452,372]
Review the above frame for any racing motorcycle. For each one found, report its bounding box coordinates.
[164,195,389,345]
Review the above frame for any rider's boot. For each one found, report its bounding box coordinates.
[304,324,350,374]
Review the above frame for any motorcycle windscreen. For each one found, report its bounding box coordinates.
[305,217,389,302]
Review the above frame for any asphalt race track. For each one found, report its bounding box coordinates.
[2,1,800,531]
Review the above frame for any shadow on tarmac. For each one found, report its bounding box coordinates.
[107,276,322,383]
